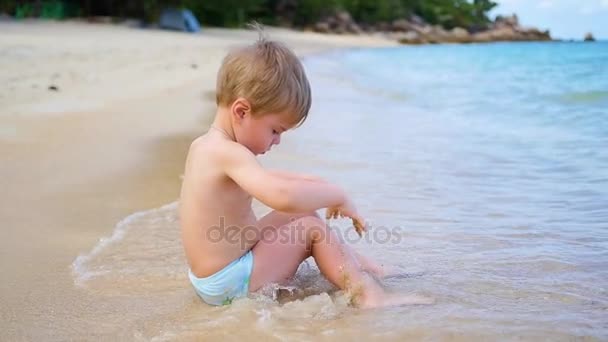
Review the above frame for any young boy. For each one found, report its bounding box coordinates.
[179,31,431,308]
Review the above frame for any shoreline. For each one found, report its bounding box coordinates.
[0,20,396,340]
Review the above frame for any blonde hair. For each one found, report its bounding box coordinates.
[215,25,311,127]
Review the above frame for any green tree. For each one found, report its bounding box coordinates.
[0,0,500,30]
[473,0,497,23]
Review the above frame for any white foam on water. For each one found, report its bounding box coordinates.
[71,201,179,286]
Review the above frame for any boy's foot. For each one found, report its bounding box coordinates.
[350,277,435,308]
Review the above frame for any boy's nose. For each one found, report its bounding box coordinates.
[273,135,281,145]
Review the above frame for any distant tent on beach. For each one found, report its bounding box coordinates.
[159,8,200,33]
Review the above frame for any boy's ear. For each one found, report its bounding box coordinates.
[231,98,251,120]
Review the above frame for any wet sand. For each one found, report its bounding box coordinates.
[0,21,395,340]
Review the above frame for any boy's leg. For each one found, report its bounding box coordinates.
[249,215,434,307]
[352,250,388,278]
[256,210,393,279]
[248,210,318,288]
[249,215,386,307]
[256,210,318,232]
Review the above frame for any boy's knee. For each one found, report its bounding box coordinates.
[298,216,334,242]
[301,215,325,228]
[308,211,321,219]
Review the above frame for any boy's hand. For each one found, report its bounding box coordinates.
[326,199,367,237]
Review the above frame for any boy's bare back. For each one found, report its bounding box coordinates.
[179,131,258,278]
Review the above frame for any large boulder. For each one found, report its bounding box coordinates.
[490,26,518,41]
[325,15,338,28]
[447,27,472,43]
[525,28,551,41]
[313,21,331,33]
[472,31,493,42]
[313,10,362,35]
[425,25,449,43]
[347,22,363,34]
[408,14,426,26]
[391,19,413,32]
[584,32,596,42]
[335,10,353,25]
[358,22,375,33]
[511,27,551,41]
[376,21,390,31]
[411,24,433,36]
[395,31,426,45]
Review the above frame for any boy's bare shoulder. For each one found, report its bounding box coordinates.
[187,133,254,168]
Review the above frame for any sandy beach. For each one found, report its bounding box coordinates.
[0,20,396,340]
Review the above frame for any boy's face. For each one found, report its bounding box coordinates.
[236,110,293,155]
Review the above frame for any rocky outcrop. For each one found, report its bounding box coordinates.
[312,11,553,44]
[584,32,596,42]
[313,10,362,35]
[481,14,551,42]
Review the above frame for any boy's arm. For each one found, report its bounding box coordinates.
[220,142,346,213]
[268,169,324,182]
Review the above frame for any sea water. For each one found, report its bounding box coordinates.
[73,41,608,340]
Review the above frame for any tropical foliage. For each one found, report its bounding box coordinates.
[1,0,498,29]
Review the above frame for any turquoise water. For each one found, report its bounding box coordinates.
[74,42,608,340]
[302,41,608,233]
[285,41,608,338]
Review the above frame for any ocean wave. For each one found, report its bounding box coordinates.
[71,201,180,287]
